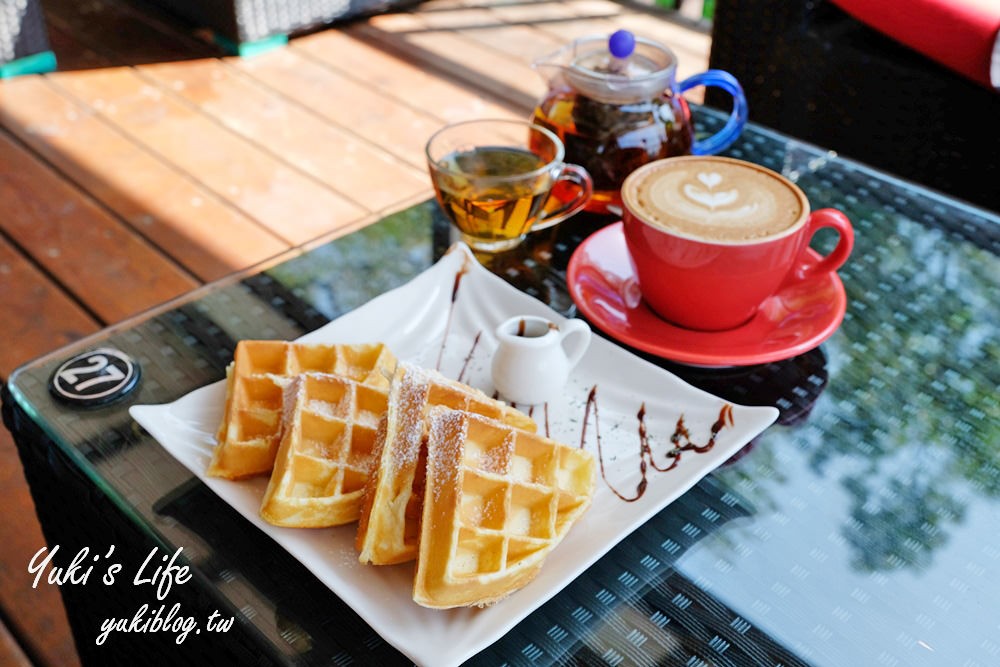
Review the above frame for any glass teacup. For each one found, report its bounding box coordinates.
[426,119,593,253]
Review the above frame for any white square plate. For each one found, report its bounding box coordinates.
[131,244,778,666]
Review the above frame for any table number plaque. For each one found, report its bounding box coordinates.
[49,348,141,407]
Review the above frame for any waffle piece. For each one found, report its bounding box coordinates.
[207,340,396,479]
[413,408,595,608]
[356,363,536,565]
[260,373,389,527]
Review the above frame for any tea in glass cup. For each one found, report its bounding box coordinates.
[426,119,593,253]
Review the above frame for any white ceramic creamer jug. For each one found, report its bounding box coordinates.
[491,315,592,405]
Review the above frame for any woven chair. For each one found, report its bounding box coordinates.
[706,0,1000,213]
[0,0,56,77]
[143,0,423,55]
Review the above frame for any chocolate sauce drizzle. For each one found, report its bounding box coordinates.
[436,260,557,437]
[525,404,552,438]
[581,385,735,503]
[436,264,470,371]
[435,260,736,498]
[456,331,482,384]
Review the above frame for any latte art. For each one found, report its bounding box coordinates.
[624,157,805,242]
[682,179,742,209]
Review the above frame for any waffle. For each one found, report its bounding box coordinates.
[260,373,389,527]
[207,340,396,479]
[412,407,595,608]
[356,363,536,565]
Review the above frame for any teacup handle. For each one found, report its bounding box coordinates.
[793,208,855,282]
[559,319,592,369]
[532,164,594,232]
[678,70,749,156]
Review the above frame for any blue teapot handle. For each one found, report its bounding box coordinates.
[678,70,748,156]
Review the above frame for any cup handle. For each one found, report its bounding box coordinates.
[532,164,594,232]
[559,319,592,369]
[678,70,749,156]
[793,208,855,282]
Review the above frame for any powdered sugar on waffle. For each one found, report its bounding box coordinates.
[426,407,464,502]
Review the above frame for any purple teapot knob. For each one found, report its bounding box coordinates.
[608,30,636,59]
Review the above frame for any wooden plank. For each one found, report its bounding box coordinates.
[233,47,448,169]
[44,0,403,243]
[137,57,432,213]
[0,130,198,323]
[0,236,98,377]
[294,28,520,122]
[379,0,567,63]
[44,0,369,243]
[475,0,623,45]
[0,75,289,281]
[48,65,367,245]
[357,11,546,112]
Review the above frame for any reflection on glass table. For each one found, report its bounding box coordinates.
[3,109,998,667]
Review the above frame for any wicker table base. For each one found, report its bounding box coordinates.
[0,0,56,77]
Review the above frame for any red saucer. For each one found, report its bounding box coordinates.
[567,223,847,367]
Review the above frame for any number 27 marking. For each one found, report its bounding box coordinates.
[60,355,125,391]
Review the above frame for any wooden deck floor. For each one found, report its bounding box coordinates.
[0,1,710,663]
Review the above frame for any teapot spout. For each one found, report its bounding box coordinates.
[531,45,574,85]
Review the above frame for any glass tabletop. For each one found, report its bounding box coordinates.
[5,109,999,666]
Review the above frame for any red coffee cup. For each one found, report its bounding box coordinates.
[621,156,854,331]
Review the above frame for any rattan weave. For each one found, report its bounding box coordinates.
[0,0,51,64]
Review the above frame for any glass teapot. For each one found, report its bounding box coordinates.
[531,31,748,215]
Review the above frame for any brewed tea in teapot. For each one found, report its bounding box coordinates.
[531,30,748,215]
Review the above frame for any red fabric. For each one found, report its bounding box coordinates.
[830,0,1000,89]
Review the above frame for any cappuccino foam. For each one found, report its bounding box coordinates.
[624,157,805,242]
